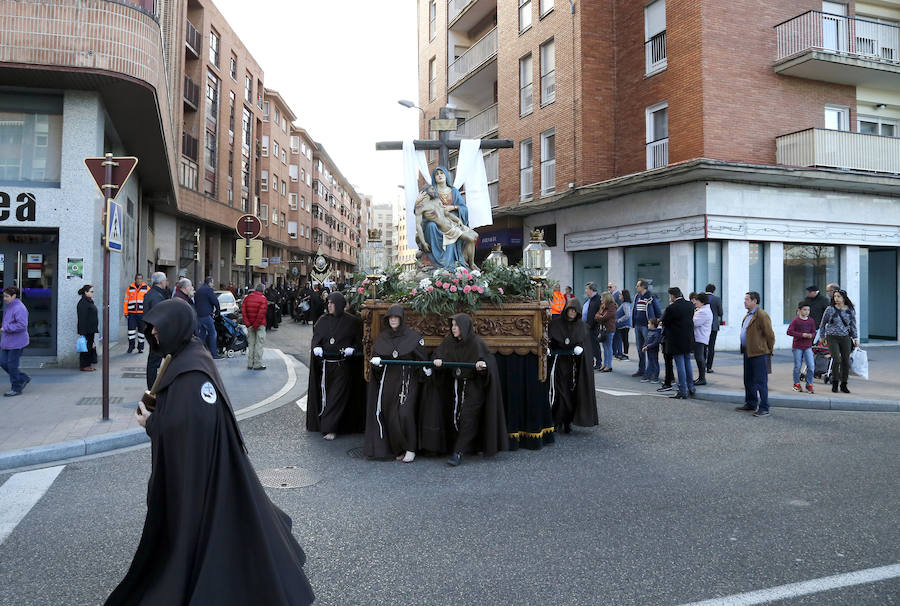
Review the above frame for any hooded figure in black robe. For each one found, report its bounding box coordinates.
[548,297,599,432]
[307,292,364,437]
[427,313,508,466]
[364,305,427,461]
[105,299,315,606]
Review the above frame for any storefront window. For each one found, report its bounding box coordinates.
[694,241,722,294]
[625,244,670,299]
[749,242,765,307]
[573,250,607,296]
[0,93,63,186]
[783,244,839,322]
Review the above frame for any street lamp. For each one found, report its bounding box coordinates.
[398,99,426,117]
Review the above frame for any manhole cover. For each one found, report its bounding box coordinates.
[121,372,146,379]
[77,397,124,406]
[257,466,322,489]
[347,447,364,459]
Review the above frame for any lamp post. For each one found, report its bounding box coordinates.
[522,229,552,300]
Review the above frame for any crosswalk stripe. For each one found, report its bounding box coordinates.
[0,465,65,545]
[596,388,640,396]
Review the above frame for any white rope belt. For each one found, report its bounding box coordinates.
[319,359,342,417]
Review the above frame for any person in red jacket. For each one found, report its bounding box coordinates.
[241,284,268,370]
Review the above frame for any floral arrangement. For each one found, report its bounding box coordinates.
[342,263,557,316]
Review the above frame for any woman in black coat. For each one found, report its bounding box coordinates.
[77,284,99,371]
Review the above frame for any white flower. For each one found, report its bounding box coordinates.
[470,269,482,278]
[418,278,432,288]
[400,269,416,283]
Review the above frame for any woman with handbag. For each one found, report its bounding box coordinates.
[817,289,858,393]
[594,291,618,372]
[77,284,98,371]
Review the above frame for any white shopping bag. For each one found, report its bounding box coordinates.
[849,347,869,380]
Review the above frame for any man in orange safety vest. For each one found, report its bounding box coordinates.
[550,289,566,315]
[123,273,151,353]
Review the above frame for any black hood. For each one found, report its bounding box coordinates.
[383,304,405,331]
[328,292,346,317]
[452,313,475,341]
[563,298,581,322]
[143,299,198,356]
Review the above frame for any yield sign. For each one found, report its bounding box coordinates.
[84,156,138,200]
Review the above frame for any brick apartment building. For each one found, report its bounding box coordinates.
[419,0,900,347]
[0,0,365,364]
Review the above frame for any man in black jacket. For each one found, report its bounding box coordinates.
[143,271,169,389]
[804,285,829,331]
[583,282,603,371]
[704,283,724,373]
[660,287,695,399]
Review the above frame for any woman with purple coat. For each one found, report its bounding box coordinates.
[1,286,31,397]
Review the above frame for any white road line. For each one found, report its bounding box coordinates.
[596,388,640,397]
[235,348,298,419]
[677,562,900,606]
[0,465,65,545]
[296,395,307,412]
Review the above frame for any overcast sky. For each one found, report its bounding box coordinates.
[215,0,420,207]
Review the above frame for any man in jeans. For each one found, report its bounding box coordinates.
[241,283,269,370]
[631,279,661,378]
[660,287,695,399]
[194,277,221,359]
[1,287,31,397]
[736,291,776,417]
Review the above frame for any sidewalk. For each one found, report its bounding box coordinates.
[0,342,305,471]
[593,344,900,413]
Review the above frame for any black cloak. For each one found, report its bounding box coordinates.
[306,292,365,434]
[106,300,314,606]
[548,298,599,429]
[419,313,508,456]
[364,305,427,459]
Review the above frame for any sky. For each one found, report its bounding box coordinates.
[214,0,420,208]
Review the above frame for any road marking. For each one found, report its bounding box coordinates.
[296,395,307,412]
[0,465,65,545]
[677,562,900,606]
[596,388,640,396]
[235,349,298,419]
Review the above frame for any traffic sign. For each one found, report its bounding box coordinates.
[106,199,124,252]
[236,214,262,239]
[84,156,138,200]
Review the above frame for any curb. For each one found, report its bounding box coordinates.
[693,389,900,413]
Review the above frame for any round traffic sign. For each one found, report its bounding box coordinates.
[236,214,262,239]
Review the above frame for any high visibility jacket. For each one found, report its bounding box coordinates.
[550,290,566,315]
[123,282,151,315]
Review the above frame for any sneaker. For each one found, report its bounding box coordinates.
[792,383,802,392]
[631,371,643,377]
[619,355,629,361]
[3,390,21,397]
[805,384,814,394]
[706,369,714,374]
[21,376,31,391]
[640,377,651,383]
[656,384,674,392]
[735,404,757,412]
[753,410,771,417]
[693,378,707,386]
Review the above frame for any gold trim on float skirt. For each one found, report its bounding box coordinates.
[508,426,555,439]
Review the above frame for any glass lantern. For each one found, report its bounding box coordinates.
[484,244,509,268]
[522,229,551,279]
[364,229,387,277]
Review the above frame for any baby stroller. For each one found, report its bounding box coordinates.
[215,312,248,358]
[812,344,832,384]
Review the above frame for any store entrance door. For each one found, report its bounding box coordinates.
[0,230,59,356]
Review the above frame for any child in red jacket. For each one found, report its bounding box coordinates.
[787,302,817,393]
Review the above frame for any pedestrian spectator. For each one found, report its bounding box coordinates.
[735,291,775,417]
[803,285,829,330]
[122,273,150,353]
[704,284,723,373]
[787,301,816,394]
[172,277,195,307]
[583,282,603,371]
[241,283,268,370]
[690,292,712,385]
[641,318,662,383]
[818,289,858,394]
[77,284,98,372]
[614,289,632,360]
[142,272,169,390]
[195,276,222,359]
[631,279,662,379]
[660,287,695,399]
[0,286,31,397]
[595,291,617,372]
[564,286,575,300]
[550,288,566,316]
[826,282,841,298]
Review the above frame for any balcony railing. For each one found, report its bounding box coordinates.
[520,166,533,201]
[645,31,667,74]
[185,19,201,58]
[541,160,555,196]
[541,70,555,105]
[776,128,900,174]
[183,75,200,109]
[646,138,669,170]
[448,27,498,88]
[448,0,473,24]
[455,104,498,139]
[776,11,900,65]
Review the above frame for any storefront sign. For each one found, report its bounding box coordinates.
[0,192,37,222]
[269,256,281,264]
[477,229,523,249]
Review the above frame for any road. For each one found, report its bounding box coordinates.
[0,318,898,606]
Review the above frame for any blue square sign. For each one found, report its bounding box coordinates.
[106,199,124,252]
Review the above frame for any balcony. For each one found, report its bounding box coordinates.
[775,11,900,87]
[448,27,498,89]
[646,138,669,170]
[185,19,201,58]
[454,103,498,139]
[181,132,199,162]
[183,75,200,110]
[776,128,900,174]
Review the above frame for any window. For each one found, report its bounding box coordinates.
[520,54,533,116]
[281,149,286,163]
[0,92,63,185]
[244,75,252,102]
[540,39,555,105]
[429,0,437,40]
[519,0,532,32]
[428,57,437,102]
[290,135,300,153]
[540,0,553,17]
[273,140,279,158]
[288,220,298,239]
[783,244,839,323]
[209,29,220,66]
[301,195,306,210]
[540,128,555,195]
[858,115,898,137]
[825,105,850,131]
[179,158,199,190]
[241,107,252,149]
[261,135,269,156]
[289,193,298,209]
[204,130,217,192]
[645,0,667,75]
[281,179,286,196]
[241,157,250,189]
[229,53,237,80]
[520,138,533,200]
[260,170,268,191]
[260,203,268,224]
[205,71,219,124]
[645,101,668,169]
[290,164,299,182]
[228,91,236,141]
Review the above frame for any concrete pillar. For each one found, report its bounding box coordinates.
[720,240,750,350]
[607,247,624,291]
[764,242,784,326]
[669,241,694,296]
[841,245,860,313]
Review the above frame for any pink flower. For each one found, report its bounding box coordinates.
[463,285,472,294]
[476,286,484,294]
[357,287,364,294]
[498,288,504,295]
[443,283,450,290]
[427,286,434,292]
[411,288,418,295]
[450,286,457,293]
[435,280,443,287]
[362,279,370,286]
[452,278,459,284]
